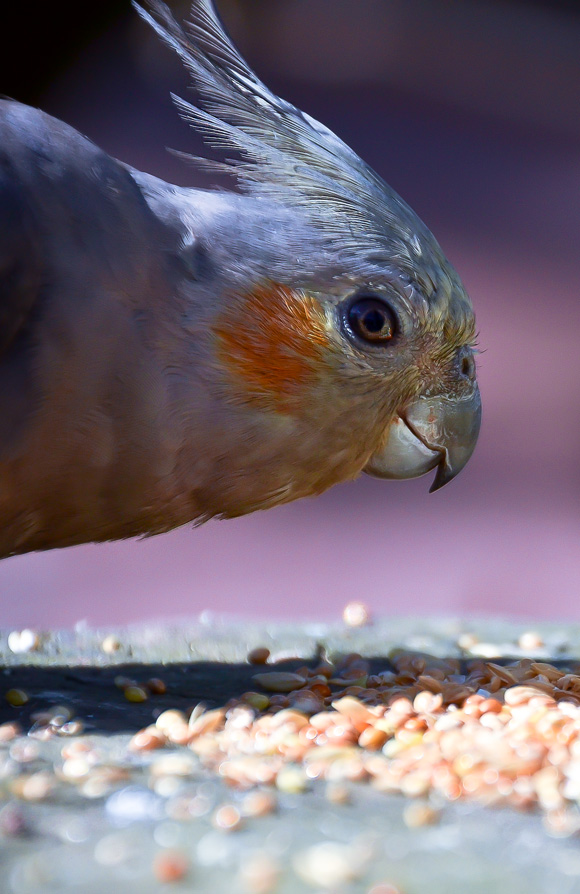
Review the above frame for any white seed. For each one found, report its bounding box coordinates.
[8,629,39,653]
[294,842,361,888]
[342,601,372,627]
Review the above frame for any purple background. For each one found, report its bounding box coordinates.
[1,0,579,627]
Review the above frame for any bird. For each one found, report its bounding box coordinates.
[0,0,481,559]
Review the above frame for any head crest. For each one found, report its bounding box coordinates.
[136,0,449,289]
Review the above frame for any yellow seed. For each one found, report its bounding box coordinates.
[276,766,309,793]
[5,689,28,707]
[124,686,148,703]
[252,672,306,693]
[243,692,270,711]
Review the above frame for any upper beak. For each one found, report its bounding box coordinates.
[364,386,482,492]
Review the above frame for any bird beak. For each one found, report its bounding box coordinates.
[364,386,482,492]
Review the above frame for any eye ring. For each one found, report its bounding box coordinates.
[344,295,398,344]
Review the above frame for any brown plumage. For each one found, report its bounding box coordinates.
[0,2,480,557]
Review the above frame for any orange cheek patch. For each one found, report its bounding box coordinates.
[214,282,330,407]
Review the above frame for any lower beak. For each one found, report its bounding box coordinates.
[364,386,482,492]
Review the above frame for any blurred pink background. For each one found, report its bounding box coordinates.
[1,0,579,627]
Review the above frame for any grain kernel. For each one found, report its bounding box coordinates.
[358,727,388,750]
[342,601,372,627]
[213,804,242,831]
[248,647,270,665]
[252,672,306,693]
[5,689,28,707]
[124,686,148,703]
[153,849,189,883]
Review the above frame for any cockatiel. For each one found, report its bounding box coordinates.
[0,0,481,559]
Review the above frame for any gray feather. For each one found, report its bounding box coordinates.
[135,1,449,292]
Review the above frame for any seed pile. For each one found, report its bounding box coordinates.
[5,650,580,837]
[116,650,580,832]
[5,646,580,889]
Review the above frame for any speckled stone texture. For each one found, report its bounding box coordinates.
[2,616,580,894]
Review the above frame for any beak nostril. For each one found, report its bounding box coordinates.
[460,354,475,380]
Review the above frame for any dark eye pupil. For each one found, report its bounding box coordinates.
[361,309,385,333]
[346,297,396,344]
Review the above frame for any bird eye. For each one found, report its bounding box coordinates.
[346,297,398,344]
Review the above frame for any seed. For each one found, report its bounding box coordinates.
[289,691,324,714]
[129,727,166,751]
[276,766,309,793]
[153,849,189,883]
[241,790,277,817]
[413,690,443,713]
[457,632,479,651]
[124,686,148,703]
[59,720,84,736]
[342,601,372,627]
[307,712,335,732]
[331,697,374,732]
[294,842,361,888]
[268,695,290,709]
[146,678,167,695]
[416,676,443,695]
[399,771,430,797]
[269,709,310,730]
[81,767,129,799]
[0,721,21,742]
[504,685,553,706]
[8,629,39,653]
[243,692,270,711]
[188,708,226,738]
[403,801,440,827]
[239,853,280,894]
[358,727,388,750]
[5,689,28,707]
[101,635,121,654]
[487,664,517,685]
[543,808,580,838]
[213,804,242,831]
[479,698,503,714]
[248,647,271,665]
[531,662,563,682]
[156,710,187,733]
[150,753,197,777]
[252,672,307,693]
[61,756,91,780]
[20,771,55,801]
[518,631,544,651]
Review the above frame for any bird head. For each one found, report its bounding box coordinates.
[139,1,481,512]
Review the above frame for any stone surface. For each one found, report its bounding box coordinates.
[1,616,580,893]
